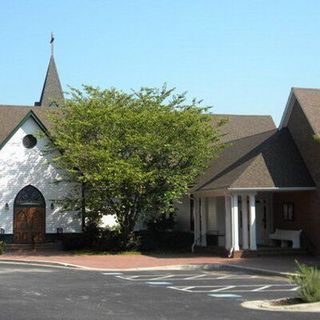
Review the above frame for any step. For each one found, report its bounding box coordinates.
[234,248,308,258]
[194,245,309,258]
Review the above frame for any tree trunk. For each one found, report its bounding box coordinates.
[118,195,140,247]
[81,182,86,231]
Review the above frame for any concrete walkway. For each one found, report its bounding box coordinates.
[0,251,319,274]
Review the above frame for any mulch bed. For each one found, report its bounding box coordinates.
[270,297,304,306]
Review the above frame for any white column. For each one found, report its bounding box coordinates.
[249,193,257,250]
[241,195,249,250]
[224,194,232,250]
[231,194,240,251]
[200,197,207,247]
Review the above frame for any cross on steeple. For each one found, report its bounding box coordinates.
[50,32,55,56]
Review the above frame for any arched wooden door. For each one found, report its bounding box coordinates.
[14,186,46,243]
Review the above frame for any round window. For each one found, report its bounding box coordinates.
[23,134,37,149]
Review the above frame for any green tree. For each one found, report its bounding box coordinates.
[48,85,224,242]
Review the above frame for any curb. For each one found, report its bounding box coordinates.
[201,263,295,277]
[0,259,85,270]
[242,299,320,313]
[0,259,295,276]
[0,260,216,272]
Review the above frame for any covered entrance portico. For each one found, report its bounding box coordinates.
[191,187,314,255]
[191,189,260,253]
[187,117,316,255]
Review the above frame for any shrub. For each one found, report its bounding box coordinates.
[289,261,320,303]
[146,213,176,232]
[0,241,4,254]
[135,230,194,252]
[60,226,193,253]
[60,224,123,251]
[60,233,87,250]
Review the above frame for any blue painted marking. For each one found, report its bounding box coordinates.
[102,272,123,275]
[146,281,172,285]
[208,294,242,298]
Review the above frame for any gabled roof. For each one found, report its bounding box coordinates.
[0,53,63,149]
[280,87,320,134]
[214,114,276,143]
[0,105,52,148]
[191,127,315,192]
[36,55,64,107]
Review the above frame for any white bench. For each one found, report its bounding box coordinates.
[269,229,302,249]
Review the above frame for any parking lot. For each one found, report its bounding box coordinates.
[0,262,317,320]
[105,269,299,301]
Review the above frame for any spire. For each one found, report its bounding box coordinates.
[35,34,64,107]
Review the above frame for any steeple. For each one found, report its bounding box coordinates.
[35,34,64,107]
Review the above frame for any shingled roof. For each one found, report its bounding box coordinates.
[35,55,64,107]
[214,114,275,143]
[291,88,320,134]
[191,116,315,192]
[0,59,315,192]
[0,106,52,147]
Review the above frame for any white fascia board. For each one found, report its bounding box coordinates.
[279,89,295,129]
[228,187,316,192]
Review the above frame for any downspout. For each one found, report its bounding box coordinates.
[227,247,234,258]
[191,229,197,253]
[225,192,234,258]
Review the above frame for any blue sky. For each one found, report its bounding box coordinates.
[1,1,320,125]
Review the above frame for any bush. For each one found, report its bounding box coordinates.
[135,231,194,252]
[60,224,123,251]
[60,233,87,250]
[61,229,193,253]
[289,261,320,303]
[0,241,4,254]
[146,213,176,232]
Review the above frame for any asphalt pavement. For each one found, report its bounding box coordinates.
[0,262,317,320]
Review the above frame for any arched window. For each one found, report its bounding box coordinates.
[14,185,45,207]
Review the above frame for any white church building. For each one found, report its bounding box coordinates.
[0,52,81,244]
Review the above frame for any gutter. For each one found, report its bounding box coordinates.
[228,187,316,192]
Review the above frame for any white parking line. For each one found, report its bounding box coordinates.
[116,275,141,280]
[210,286,235,292]
[146,281,172,285]
[168,284,298,293]
[112,272,299,296]
[252,285,271,292]
[290,286,300,291]
[149,275,175,280]
[182,286,195,291]
[184,274,207,280]
[216,275,232,280]
[115,273,259,281]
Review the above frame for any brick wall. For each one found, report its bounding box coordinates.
[278,100,320,253]
[273,191,320,253]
